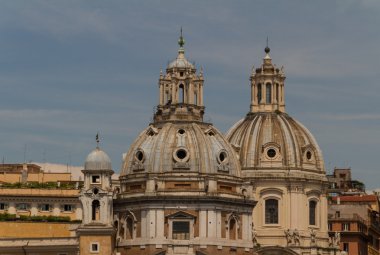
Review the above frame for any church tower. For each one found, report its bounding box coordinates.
[77,138,115,255]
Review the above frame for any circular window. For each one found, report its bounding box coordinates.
[267,148,277,158]
[93,188,99,195]
[176,149,187,159]
[217,150,228,164]
[306,151,312,160]
[178,129,186,135]
[135,150,144,162]
[173,147,190,162]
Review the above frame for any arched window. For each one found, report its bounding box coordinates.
[309,200,317,225]
[265,199,278,224]
[257,84,262,103]
[179,84,184,103]
[91,200,100,221]
[229,218,237,240]
[266,83,272,104]
[126,217,133,239]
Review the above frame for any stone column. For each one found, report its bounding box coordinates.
[199,210,207,238]
[207,210,217,238]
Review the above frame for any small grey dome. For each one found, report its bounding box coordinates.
[167,52,195,69]
[84,147,112,171]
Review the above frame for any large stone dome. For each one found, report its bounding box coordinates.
[121,122,240,176]
[226,112,325,173]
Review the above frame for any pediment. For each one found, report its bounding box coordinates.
[165,210,196,219]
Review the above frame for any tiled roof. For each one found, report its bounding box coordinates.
[332,195,378,202]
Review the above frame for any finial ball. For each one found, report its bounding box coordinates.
[265,46,270,54]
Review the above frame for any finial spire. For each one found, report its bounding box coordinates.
[178,27,185,50]
[265,36,270,54]
[96,133,100,148]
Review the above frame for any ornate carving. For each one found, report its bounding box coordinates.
[284,228,300,246]
[309,228,316,245]
[217,163,230,172]
[251,225,258,246]
[329,231,340,247]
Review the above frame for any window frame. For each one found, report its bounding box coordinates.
[16,203,29,211]
[309,200,317,226]
[265,198,279,225]
[342,222,350,231]
[0,202,8,211]
[90,242,100,253]
[91,175,101,184]
[39,204,51,212]
[63,204,73,212]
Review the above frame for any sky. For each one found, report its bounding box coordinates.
[0,1,379,189]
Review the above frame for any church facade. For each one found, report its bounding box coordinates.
[76,34,341,255]
[0,34,342,255]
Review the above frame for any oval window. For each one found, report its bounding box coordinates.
[135,150,144,162]
[306,151,312,160]
[178,129,186,135]
[267,148,276,158]
[218,151,228,163]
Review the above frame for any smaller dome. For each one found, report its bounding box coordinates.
[167,52,195,69]
[84,147,112,171]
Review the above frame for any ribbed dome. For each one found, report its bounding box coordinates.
[167,53,195,69]
[226,112,325,173]
[84,147,112,171]
[121,122,240,176]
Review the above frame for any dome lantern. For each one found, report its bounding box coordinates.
[250,45,286,113]
[155,30,205,123]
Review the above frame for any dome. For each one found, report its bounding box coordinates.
[226,112,325,173]
[84,147,112,171]
[167,52,195,69]
[120,122,240,176]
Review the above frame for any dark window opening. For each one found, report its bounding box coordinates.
[266,83,272,103]
[126,217,133,239]
[309,200,317,225]
[92,175,100,184]
[306,151,312,160]
[179,84,184,103]
[176,149,187,160]
[267,149,276,158]
[265,199,278,224]
[92,200,100,221]
[257,84,262,103]
[173,221,190,240]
